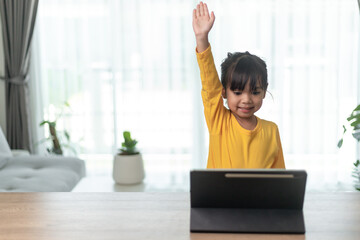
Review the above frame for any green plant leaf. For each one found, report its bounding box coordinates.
[123,131,131,141]
[350,119,360,127]
[119,131,139,154]
[353,104,360,112]
[337,138,343,148]
[354,160,360,167]
[39,120,50,126]
[40,120,57,127]
[342,125,347,134]
[347,113,360,121]
[122,131,137,147]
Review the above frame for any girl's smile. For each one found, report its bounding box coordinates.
[238,106,254,113]
[222,80,265,129]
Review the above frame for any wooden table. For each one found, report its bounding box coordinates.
[0,192,359,240]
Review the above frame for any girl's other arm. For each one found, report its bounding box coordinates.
[192,2,215,53]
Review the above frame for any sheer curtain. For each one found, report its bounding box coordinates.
[31,0,359,191]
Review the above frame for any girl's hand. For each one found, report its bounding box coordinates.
[192,2,215,52]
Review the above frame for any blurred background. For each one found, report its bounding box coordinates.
[22,0,360,191]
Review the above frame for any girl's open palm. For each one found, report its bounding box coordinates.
[192,2,215,38]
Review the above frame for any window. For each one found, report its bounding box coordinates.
[32,0,359,191]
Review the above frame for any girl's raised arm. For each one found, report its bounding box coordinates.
[192,1,215,53]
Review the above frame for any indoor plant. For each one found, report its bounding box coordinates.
[338,104,360,191]
[113,131,145,184]
[38,102,78,156]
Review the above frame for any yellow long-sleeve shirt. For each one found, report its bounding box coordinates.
[196,46,285,169]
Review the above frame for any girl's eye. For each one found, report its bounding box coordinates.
[252,91,261,95]
[233,92,242,95]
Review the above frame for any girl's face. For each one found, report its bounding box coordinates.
[222,80,265,121]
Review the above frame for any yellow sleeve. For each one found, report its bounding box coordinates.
[196,45,228,134]
[271,126,286,169]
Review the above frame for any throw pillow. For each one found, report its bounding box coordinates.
[0,126,12,157]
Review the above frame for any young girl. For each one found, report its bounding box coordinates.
[192,2,285,169]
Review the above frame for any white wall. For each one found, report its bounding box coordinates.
[0,22,6,135]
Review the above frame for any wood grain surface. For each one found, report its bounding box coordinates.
[0,192,359,240]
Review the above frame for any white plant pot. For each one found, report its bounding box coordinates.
[113,154,145,184]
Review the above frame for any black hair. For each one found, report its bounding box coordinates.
[220,51,268,92]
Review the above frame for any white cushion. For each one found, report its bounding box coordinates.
[11,149,30,157]
[0,154,10,169]
[0,126,11,157]
[0,155,86,192]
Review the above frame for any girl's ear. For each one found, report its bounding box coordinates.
[222,88,227,99]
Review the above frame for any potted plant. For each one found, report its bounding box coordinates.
[338,104,360,191]
[113,131,145,184]
[38,102,78,156]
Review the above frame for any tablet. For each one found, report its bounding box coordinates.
[190,169,307,234]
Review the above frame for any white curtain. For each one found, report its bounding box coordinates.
[31,0,359,191]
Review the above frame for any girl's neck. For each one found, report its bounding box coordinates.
[234,114,257,130]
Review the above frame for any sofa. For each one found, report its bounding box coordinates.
[0,127,86,192]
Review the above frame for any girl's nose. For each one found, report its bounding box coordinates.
[241,93,252,103]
